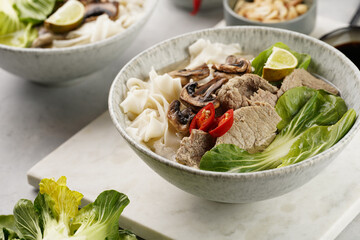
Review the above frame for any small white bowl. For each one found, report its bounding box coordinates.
[109,26,360,203]
[0,0,157,85]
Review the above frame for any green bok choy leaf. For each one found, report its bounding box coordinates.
[199,87,356,173]
[0,176,137,240]
[13,0,57,24]
[251,42,312,76]
[0,0,38,47]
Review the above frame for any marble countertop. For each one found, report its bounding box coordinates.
[0,0,359,239]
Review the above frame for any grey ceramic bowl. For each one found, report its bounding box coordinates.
[109,26,360,203]
[0,0,157,85]
[224,0,317,35]
[170,0,222,10]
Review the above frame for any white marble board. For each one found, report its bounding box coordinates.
[27,17,359,240]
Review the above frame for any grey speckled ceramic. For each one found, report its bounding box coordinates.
[109,26,360,203]
[224,0,317,35]
[0,0,157,85]
[170,0,222,10]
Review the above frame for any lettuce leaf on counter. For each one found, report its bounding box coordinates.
[199,87,356,173]
[0,176,137,240]
[0,215,22,240]
[251,42,312,76]
[13,0,57,24]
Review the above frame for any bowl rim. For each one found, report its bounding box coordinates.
[223,0,317,26]
[109,26,360,180]
[0,0,158,53]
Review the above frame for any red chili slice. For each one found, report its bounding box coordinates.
[191,0,202,15]
[209,109,234,138]
[189,102,215,134]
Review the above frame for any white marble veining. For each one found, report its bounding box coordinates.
[28,111,360,240]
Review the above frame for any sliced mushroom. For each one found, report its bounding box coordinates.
[212,55,252,74]
[84,1,119,21]
[167,100,195,133]
[169,63,210,86]
[180,77,228,111]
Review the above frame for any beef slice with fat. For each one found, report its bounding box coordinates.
[216,102,281,154]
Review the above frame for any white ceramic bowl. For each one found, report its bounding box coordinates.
[109,26,360,203]
[0,0,157,85]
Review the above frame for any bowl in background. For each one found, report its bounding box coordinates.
[109,26,360,203]
[0,0,157,85]
[224,0,317,35]
[170,0,222,10]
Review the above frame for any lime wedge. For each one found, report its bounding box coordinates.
[262,47,298,81]
[45,0,85,34]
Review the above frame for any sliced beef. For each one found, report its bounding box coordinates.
[278,69,339,97]
[216,102,281,154]
[176,129,216,168]
[217,74,279,110]
[250,89,278,107]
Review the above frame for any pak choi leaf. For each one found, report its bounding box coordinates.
[251,42,312,76]
[0,176,135,240]
[0,23,37,47]
[200,88,356,173]
[13,199,42,240]
[13,0,57,24]
[0,215,22,240]
[0,0,38,47]
[0,0,23,35]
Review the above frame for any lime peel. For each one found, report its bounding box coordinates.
[262,47,298,81]
[45,0,85,33]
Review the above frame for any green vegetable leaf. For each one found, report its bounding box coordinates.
[13,199,42,240]
[13,0,57,24]
[119,229,137,240]
[72,190,130,240]
[0,23,37,47]
[200,88,355,173]
[251,42,312,76]
[199,144,282,173]
[275,87,315,130]
[0,0,38,47]
[0,0,23,35]
[0,215,22,240]
[279,109,356,167]
[0,215,17,233]
[0,177,134,240]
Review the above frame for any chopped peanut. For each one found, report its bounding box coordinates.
[234,0,308,23]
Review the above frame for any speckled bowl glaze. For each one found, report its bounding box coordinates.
[109,26,360,203]
[0,0,157,85]
[170,0,222,10]
[224,0,317,35]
